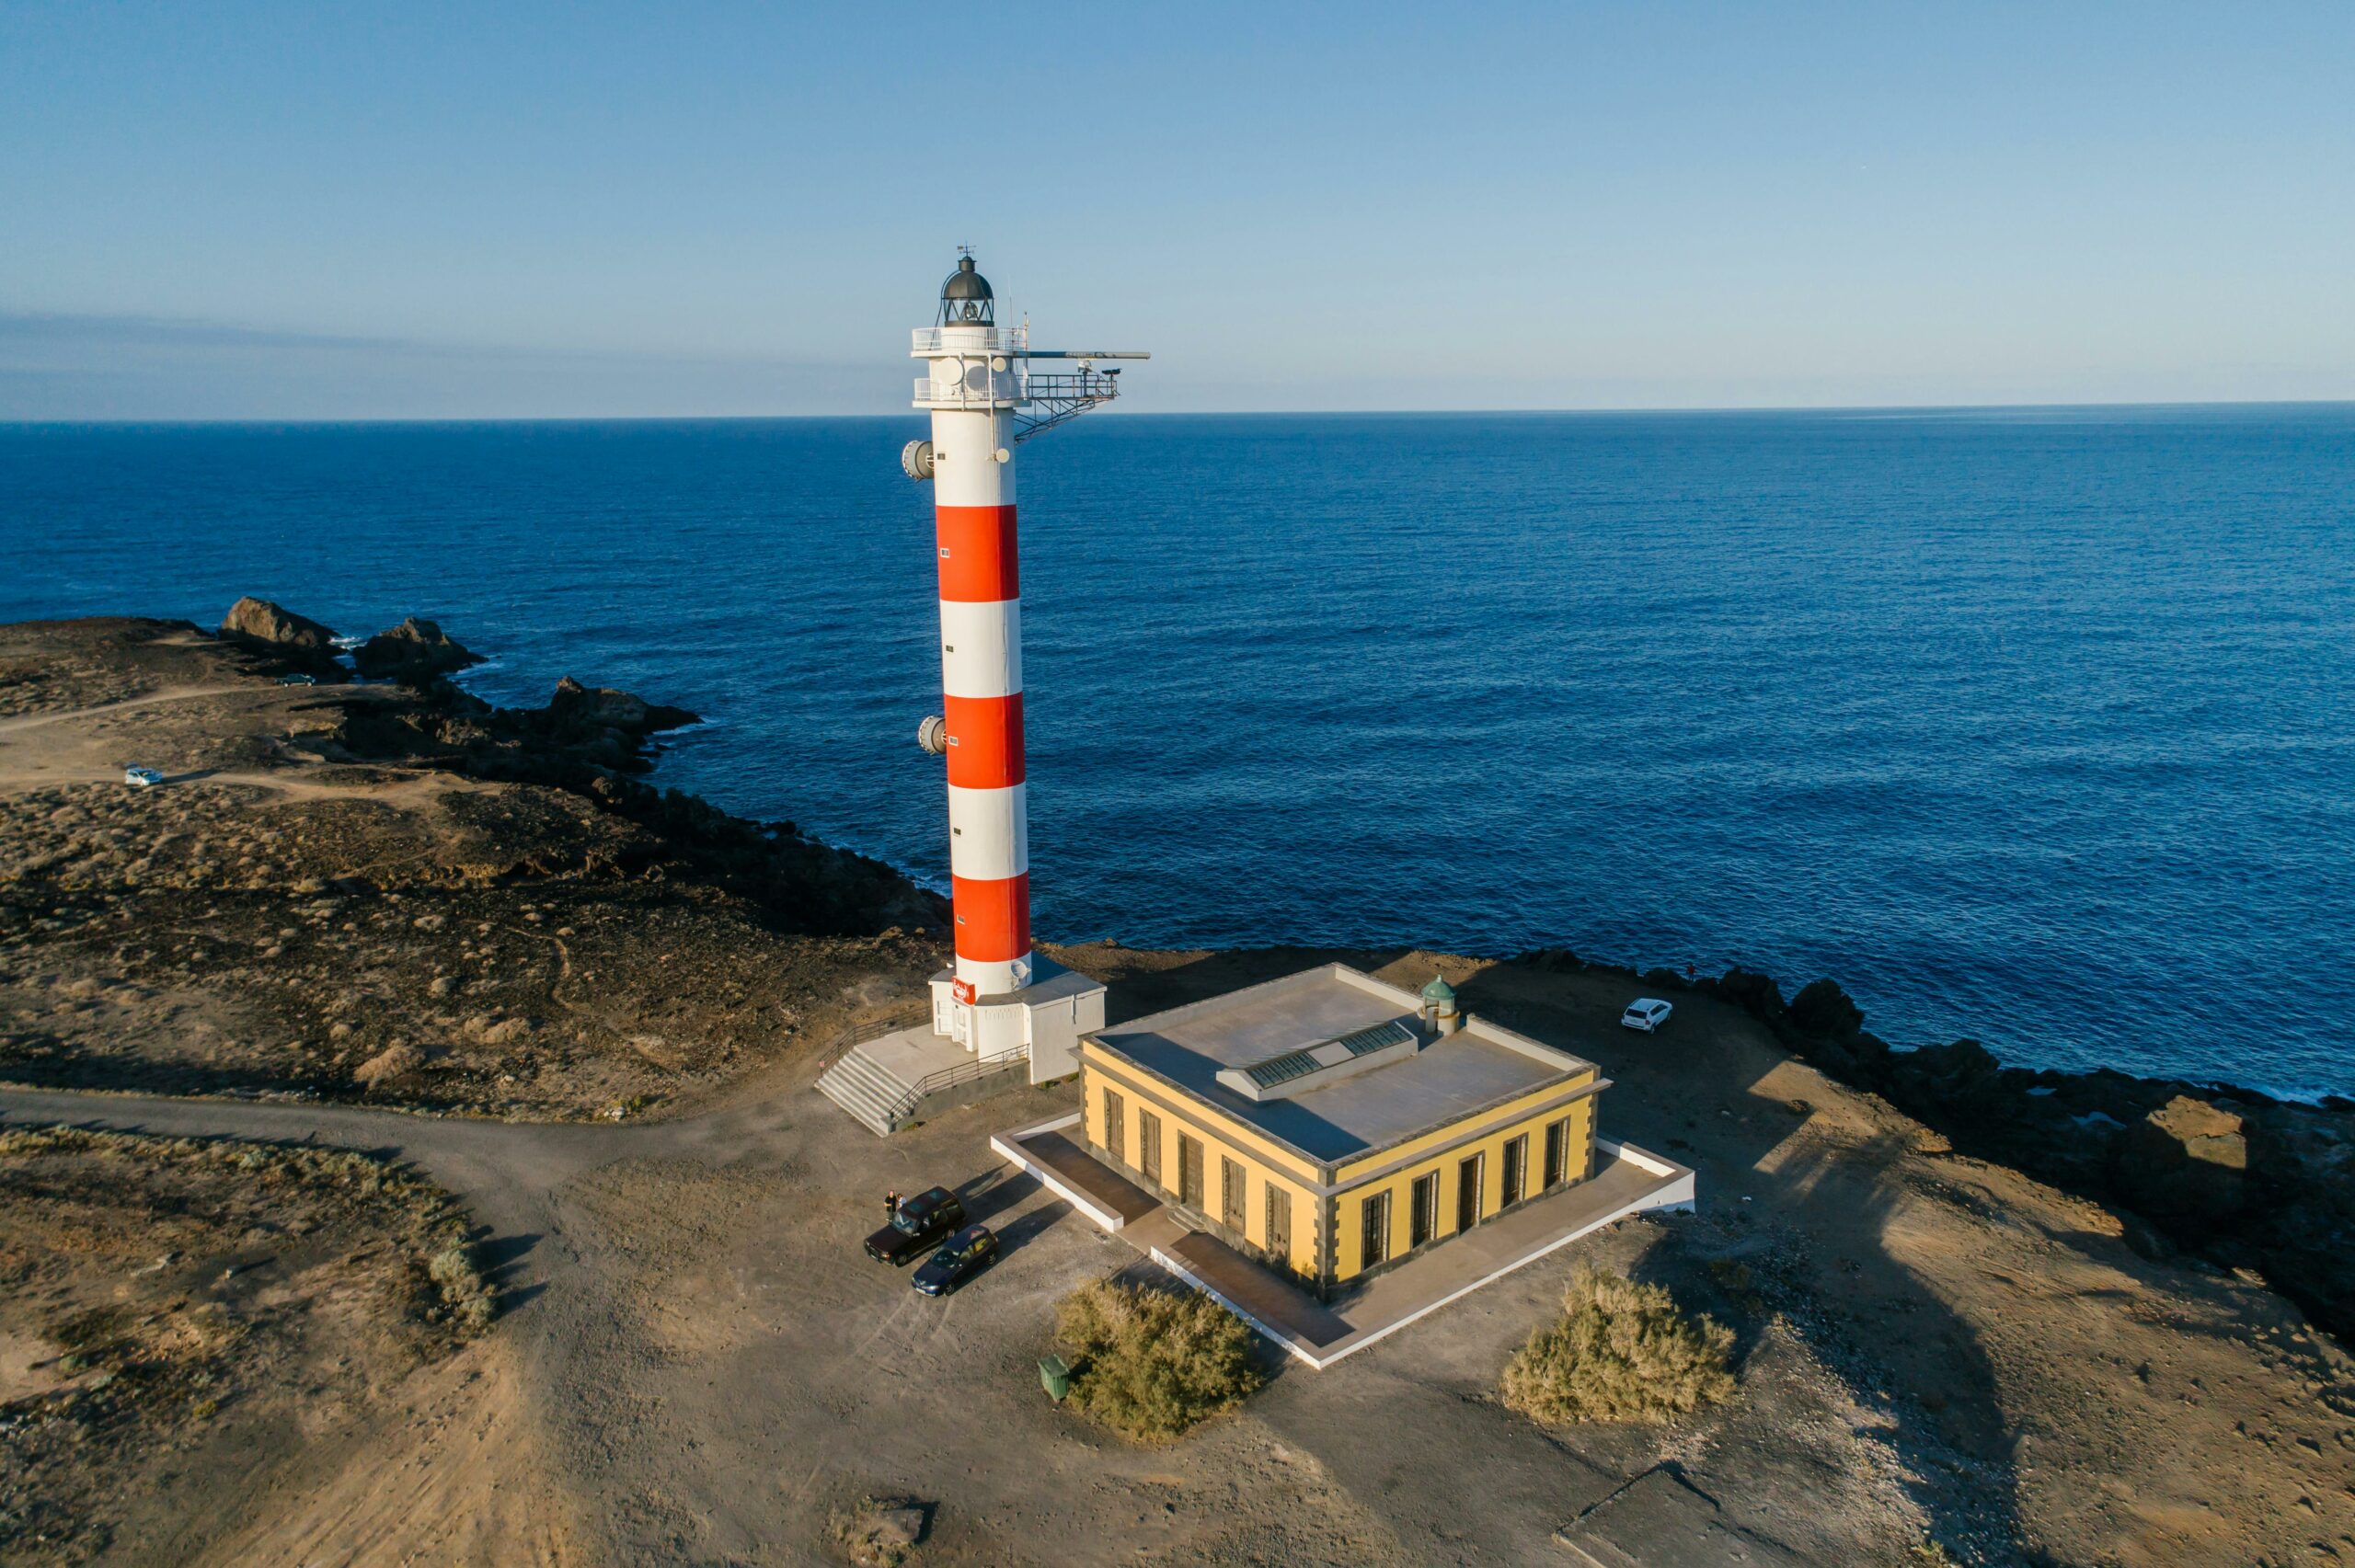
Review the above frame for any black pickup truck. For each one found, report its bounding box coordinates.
[864,1185,968,1265]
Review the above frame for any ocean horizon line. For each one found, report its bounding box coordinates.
[4,397,2352,430]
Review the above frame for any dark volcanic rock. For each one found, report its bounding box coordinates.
[218,597,346,680]
[1788,978,1867,1043]
[221,596,337,652]
[546,676,698,738]
[1707,967,1788,1030]
[2109,1095,2249,1226]
[353,617,483,682]
[1901,1037,2005,1106]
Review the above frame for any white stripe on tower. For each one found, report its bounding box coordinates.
[929,359,1030,999]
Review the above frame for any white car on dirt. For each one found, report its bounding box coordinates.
[1620,998,1673,1033]
[122,766,164,787]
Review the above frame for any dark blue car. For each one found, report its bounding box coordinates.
[911,1224,1000,1297]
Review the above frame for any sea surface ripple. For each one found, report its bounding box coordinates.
[6,406,2350,1096]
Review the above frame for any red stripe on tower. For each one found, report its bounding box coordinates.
[950,872,1032,961]
[942,692,1024,789]
[935,505,1020,602]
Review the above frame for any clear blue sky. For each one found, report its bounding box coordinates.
[3,1,2349,418]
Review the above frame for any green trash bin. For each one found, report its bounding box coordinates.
[1039,1354,1073,1402]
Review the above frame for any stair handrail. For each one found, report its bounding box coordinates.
[824,1006,936,1059]
[877,1044,1030,1127]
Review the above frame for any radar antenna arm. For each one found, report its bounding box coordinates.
[997,341,1150,445]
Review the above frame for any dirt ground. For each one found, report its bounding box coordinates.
[4,615,2351,1566]
[0,618,947,1118]
[6,949,2350,1566]
[0,1123,523,1566]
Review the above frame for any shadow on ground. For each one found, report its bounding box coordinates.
[1461,961,2040,1563]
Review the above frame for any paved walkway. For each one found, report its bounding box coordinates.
[1019,1127,1162,1224]
[996,1112,1695,1368]
[1167,1229,1352,1345]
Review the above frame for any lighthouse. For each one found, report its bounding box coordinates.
[899,252,1144,1078]
[819,253,1143,1131]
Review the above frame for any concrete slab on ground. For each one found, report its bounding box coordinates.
[994,1113,1695,1368]
[1552,1467,1810,1567]
[857,1024,982,1083]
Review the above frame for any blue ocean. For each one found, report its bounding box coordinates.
[5,407,2350,1097]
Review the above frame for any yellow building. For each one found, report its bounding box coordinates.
[1074,965,1609,1299]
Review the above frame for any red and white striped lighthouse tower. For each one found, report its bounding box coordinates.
[924,254,1029,1001]
[904,251,1143,1048]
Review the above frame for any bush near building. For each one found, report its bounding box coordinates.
[1053,1280,1264,1443]
[1500,1263,1734,1425]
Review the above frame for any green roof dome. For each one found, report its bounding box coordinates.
[1420,974,1458,1005]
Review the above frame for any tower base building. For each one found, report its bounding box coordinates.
[925,956,1106,1081]
[990,962,1698,1367]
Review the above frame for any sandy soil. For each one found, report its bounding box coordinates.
[6,950,2350,1565]
[0,617,947,1117]
[3,615,2349,1566]
[0,1123,520,1566]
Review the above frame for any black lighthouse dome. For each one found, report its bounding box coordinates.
[938,254,995,326]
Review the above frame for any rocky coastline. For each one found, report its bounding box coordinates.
[1519,949,2355,1343]
[247,595,2355,1345]
[6,604,2352,1563]
[10,602,2351,1341]
[0,606,947,1118]
[209,598,941,933]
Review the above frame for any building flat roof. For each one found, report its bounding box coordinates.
[1086,965,1596,1164]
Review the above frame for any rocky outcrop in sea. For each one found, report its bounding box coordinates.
[351,616,483,682]
[217,595,346,680]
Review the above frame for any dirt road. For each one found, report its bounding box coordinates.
[0,684,254,737]
[0,681,495,807]
[6,619,2347,1566]
[15,950,2350,1568]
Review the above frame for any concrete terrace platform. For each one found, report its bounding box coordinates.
[816,1024,1024,1137]
[856,1024,976,1083]
[994,1113,1694,1369]
[1001,1124,1161,1230]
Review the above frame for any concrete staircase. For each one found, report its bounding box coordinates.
[816,1045,915,1137]
[817,1029,1036,1138]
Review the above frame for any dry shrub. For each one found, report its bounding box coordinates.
[830,1494,926,1567]
[1500,1262,1734,1425]
[426,1237,497,1333]
[353,1041,426,1087]
[1053,1279,1262,1443]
